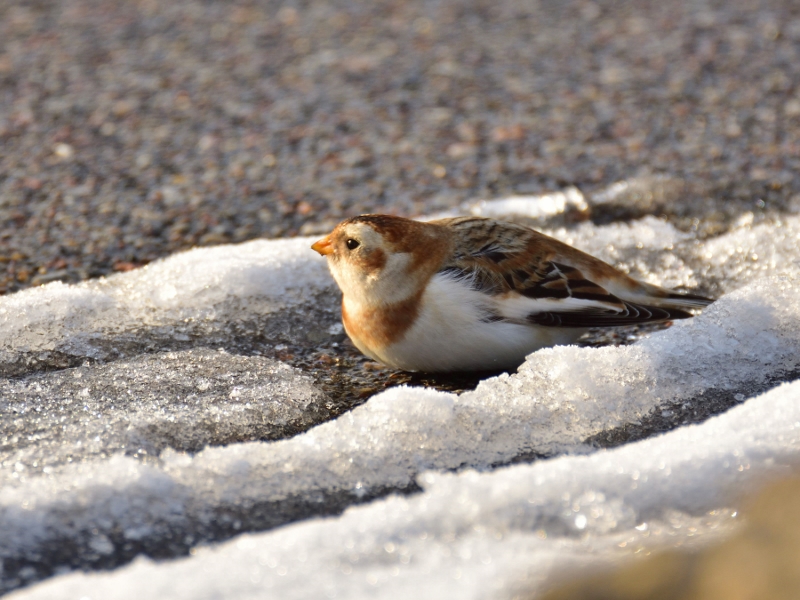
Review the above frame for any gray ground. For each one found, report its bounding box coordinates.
[1,0,799,295]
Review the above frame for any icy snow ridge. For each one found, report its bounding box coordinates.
[1,201,799,596]
[1,215,799,593]
[10,379,800,600]
[0,349,332,480]
[0,237,335,377]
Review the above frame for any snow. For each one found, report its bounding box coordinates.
[0,349,331,481]
[1,185,799,597]
[10,380,800,600]
[2,265,797,589]
[457,187,589,219]
[0,237,334,377]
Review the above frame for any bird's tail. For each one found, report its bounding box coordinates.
[631,282,715,311]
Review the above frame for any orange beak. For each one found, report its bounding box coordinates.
[311,234,334,256]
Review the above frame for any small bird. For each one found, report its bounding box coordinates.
[312,215,713,372]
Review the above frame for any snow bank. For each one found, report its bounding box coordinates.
[0,349,331,481]
[548,212,800,293]
[459,187,589,219]
[3,210,797,378]
[1,270,797,587]
[11,379,800,600]
[2,189,799,596]
[0,238,335,377]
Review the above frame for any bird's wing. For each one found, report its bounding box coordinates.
[433,217,706,328]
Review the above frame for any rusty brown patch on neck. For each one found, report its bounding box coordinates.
[356,246,386,274]
[342,290,423,352]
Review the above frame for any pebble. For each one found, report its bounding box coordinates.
[1,0,799,296]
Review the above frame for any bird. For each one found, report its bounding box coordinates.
[311,214,713,372]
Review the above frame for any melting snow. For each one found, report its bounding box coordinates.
[10,380,800,599]
[1,189,799,597]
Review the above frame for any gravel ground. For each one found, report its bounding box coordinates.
[1,0,800,295]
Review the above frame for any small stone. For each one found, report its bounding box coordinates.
[53,143,74,159]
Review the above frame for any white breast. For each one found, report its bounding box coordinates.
[375,273,584,372]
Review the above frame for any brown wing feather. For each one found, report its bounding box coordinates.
[527,301,694,327]
[433,217,709,328]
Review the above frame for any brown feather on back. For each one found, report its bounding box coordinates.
[430,216,713,326]
[431,216,626,302]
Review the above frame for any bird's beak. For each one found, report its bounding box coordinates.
[311,234,334,256]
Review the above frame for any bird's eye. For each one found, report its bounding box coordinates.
[346,239,360,250]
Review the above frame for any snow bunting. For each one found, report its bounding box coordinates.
[312,215,713,372]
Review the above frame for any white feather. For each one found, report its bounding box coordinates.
[495,294,621,321]
[377,273,584,372]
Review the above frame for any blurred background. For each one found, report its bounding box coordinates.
[1,0,799,295]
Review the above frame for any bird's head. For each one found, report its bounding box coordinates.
[312,214,450,306]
